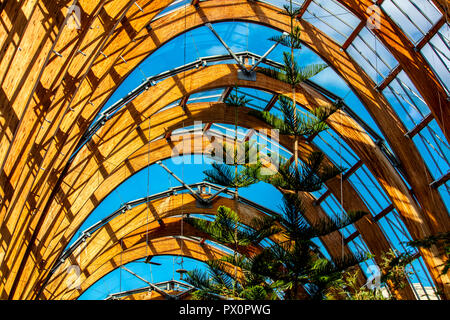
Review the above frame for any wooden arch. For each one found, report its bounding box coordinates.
[55,232,241,300]
[42,196,284,299]
[0,0,448,299]
[24,89,418,300]
[39,63,445,295]
[8,63,444,299]
[42,185,372,299]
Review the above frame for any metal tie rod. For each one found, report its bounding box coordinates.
[156,161,206,204]
[120,266,171,298]
[248,32,289,73]
[205,23,249,73]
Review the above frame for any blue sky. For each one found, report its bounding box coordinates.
[75,1,448,299]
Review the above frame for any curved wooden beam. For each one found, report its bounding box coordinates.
[47,235,234,300]
[337,0,449,140]
[0,0,174,298]
[16,56,430,299]
[41,190,358,299]
[40,63,441,295]
[1,0,447,299]
[24,94,419,300]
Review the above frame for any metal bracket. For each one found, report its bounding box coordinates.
[238,69,256,81]
[195,199,212,208]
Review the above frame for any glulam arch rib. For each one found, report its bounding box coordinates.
[16,60,439,299]
[41,191,360,299]
[46,62,443,296]
[0,0,173,299]
[25,82,421,300]
[50,234,240,300]
[0,0,448,300]
[41,197,274,299]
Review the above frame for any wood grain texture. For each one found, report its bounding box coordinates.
[41,192,358,299]
[22,60,426,299]
[1,0,448,299]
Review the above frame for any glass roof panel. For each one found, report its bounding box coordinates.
[79,256,205,300]
[438,182,450,212]
[348,165,391,216]
[188,88,225,103]
[407,256,440,300]
[413,119,450,180]
[383,71,430,131]
[381,0,443,44]
[154,0,191,20]
[420,23,450,95]
[347,27,399,84]
[313,129,359,168]
[303,0,361,45]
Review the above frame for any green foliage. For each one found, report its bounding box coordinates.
[279,3,302,19]
[258,52,328,88]
[260,152,345,193]
[407,232,450,275]
[249,95,340,139]
[246,193,369,300]
[379,250,414,292]
[326,249,415,300]
[269,26,302,50]
[186,0,362,298]
[204,162,260,189]
[185,206,250,246]
[325,270,388,300]
[278,193,367,241]
[224,87,252,108]
[184,219,279,301]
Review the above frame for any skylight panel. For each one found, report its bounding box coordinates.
[420,23,450,95]
[188,88,224,103]
[438,182,450,212]
[347,234,372,258]
[347,27,399,84]
[320,193,357,238]
[153,0,190,20]
[412,119,450,180]
[407,257,440,300]
[261,0,306,10]
[313,129,359,168]
[376,209,415,255]
[303,0,361,45]
[235,87,272,110]
[311,185,327,200]
[383,71,430,131]
[348,165,390,216]
[381,0,443,44]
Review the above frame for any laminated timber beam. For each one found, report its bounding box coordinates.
[41,202,270,299]
[25,83,421,299]
[0,0,174,299]
[337,0,449,142]
[42,63,442,298]
[432,0,450,21]
[47,235,240,300]
[41,190,359,299]
[1,0,448,299]
[15,60,431,299]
